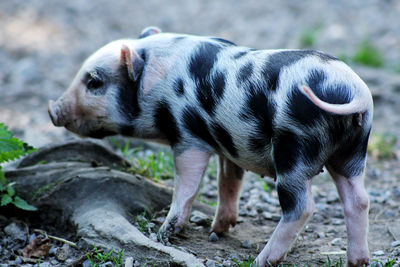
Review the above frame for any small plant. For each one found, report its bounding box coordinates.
[367,133,397,159]
[258,178,271,193]
[197,194,217,207]
[86,244,124,267]
[0,123,36,210]
[113,141,174,182]
[322,256,344,267]
[352,39,384,67]
[233,256,254,267]
[134,211,150,233]
[372,258,396,267]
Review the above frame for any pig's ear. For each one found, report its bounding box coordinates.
[139,26,162,39]
[120,45,144,82]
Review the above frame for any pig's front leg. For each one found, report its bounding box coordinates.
[211,156,244,235]
[158,149,210,243]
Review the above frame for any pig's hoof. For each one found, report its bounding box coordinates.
[157,230,170,245]
[208,232,219,242]
[157,218,181,245]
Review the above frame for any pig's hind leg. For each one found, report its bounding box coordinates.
[158,149,211,243]
[254,174,315,266]
[326,137,370,267]
[254,134,319,266]
[211,156,244,235]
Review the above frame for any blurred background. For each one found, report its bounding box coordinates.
[0,0,399,147]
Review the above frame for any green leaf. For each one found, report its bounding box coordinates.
[12,196,37,211]
[1,194,12,206]
[0,123,32,163]
[0,168,6,185]
[6,183,15,197]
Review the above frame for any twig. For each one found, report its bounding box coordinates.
[33,229,78,248]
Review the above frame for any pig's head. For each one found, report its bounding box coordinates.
[48,40,145,138]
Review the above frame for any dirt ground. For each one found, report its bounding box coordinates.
[1,0,400,266]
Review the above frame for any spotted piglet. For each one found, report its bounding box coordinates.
[48,27,373,266]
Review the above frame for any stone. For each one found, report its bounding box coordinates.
[330,238,342,246]
[208,232,219,242]
[4,222,27,242]
[241,240,251,249]
[49,246,58,256]
[56,244,70,262]
[372,250,385,256]
[391,240,400,247]
[222,260,232,267]
[100,262,113,267]
[82,259,92,267]
[331,219,344,225]
[190,210,210,225]
[206,260,217,267]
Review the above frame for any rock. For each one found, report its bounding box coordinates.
[190,210,210,225]
[56,244,70,262]
[241,240,251,249]
[222,260,232,266]
[330,238,342,246]
[82,259,92,267]
[100,262,114,267]
[372,250,385,256]
[206,260,217,267]
[125,257,134,267]
[4,222,27,242]
[209,232,219,242]
[49,246,58,256]
[391,240,400,247]
[331,219,344,225]
[262,211,280,221]
[370,262,383,267]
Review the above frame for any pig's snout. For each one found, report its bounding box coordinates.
[48,100,65,127]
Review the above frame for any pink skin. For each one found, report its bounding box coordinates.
[327,166,370,267]
[254,179,315,267]
[160,149,211,237]
[211,156,243,234]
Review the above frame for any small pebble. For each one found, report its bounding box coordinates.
[370,262,383,267]
[372,250,385,256]
[125,257,134,267]
[222,259,232,266]
[49,246,58,256]
[330,237,342,246]
[331,219,344,225]
[209,232,219,242]
[241,240,251,249]
[190,210,210,225]
[100,262,113,267]
[82,259,92,267]
[391,240,400,247]
[56,244,70,262]
[206,260,217,267]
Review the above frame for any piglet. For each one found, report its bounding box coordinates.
[49,27,373,266]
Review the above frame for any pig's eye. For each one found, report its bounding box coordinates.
[87,78,104,90]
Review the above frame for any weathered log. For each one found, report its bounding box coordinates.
[6,140,214,266]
